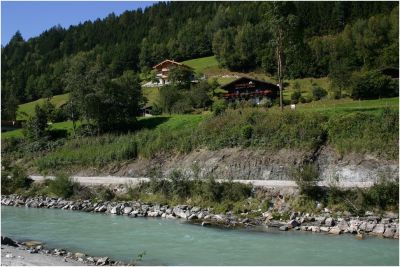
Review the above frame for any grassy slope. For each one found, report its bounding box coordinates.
[182,56,219,73]
[17,93,69,120]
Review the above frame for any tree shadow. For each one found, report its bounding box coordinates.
[135,116,170,131]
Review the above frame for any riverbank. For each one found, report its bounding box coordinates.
[1,236,127,266]
[2,194,398,239]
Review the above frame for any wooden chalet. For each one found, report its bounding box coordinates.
[220,77,279,104]
[153,59,193,85]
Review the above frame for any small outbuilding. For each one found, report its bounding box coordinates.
[220,77,279,105]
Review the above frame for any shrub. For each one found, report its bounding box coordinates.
[241,125,253,140]
[291,163,320,197]
[311,86,327,100]
[1,164,32,195]
[96,186,116,201]
[364,176,399,210]
[291,91,302,104]
[351,70,398,100]
[212,99,226,116]
[48,174,75,198]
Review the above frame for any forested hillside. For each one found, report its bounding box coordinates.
[2,1,398,120]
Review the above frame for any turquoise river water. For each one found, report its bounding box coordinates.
[1,206,399,265]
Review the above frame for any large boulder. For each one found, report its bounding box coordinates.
[279,226,288,231]
[287,220,300,229]
[383,227,396,238]
[365,222,377,232]
[311,226,321,232]
[337,220,349,231]
[329,227,342,235]
[1,236,18,247]
[371,224,385,235]
[123,207,132,215]
[325,217,335,227]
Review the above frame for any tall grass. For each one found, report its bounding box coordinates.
[31,108,399,171]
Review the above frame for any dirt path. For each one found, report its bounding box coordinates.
[1,245,84,266]
[29,175,374,188]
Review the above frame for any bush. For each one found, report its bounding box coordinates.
[291,91,302,104]
[311,86,327,100]
[241,125,253,140]
[291,163,320,197]
[351,70,398,100]
[48,174,75,198]
[96,186,116,201]
[1,164,32,195]
[365,177,399,210]
[212,99,226,116]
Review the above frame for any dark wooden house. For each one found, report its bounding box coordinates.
[221,77,279,104]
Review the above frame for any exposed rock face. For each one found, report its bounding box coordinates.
[115,147,398,182]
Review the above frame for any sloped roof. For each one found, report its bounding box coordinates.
[220,76,278,89]
[153,59,193,69]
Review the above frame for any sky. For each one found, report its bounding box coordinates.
[1,1,158,45]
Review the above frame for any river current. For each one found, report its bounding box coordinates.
[1,206,398,265]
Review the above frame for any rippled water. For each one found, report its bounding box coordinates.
[1,206,399,265]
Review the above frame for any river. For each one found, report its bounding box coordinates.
[1,206,399,265]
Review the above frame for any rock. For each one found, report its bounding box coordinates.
[346,226,358,234]
[384,211,398,219]
[325,217,335,227]
[96,257,109,266]
[75,252,86,258]
[173,207,189,219]
[381,218,391,224]
[262,212,272,220]
[147,211,159,217]
[300,226,308,231]
[371,224,385,235]
[213,214,226,222]
[28,248,38,254]
[201,221,211,227]
[311,226,320,232]
[123,207,132,214]
[324,208,330,213]
[315,216,326,224]
[337,220,349,231]
[279,226,288,231]
[365,222,377,232]
[356,233,365,240]
[191,207,201,213]
[161,213,166,218]
[87,257,95,263]
[5,254,14,258]
[320,227,330,232]
[23,240,42,248]
[188,214,198,220]
[110,207,118,214]
[329,227,342,235]
[197,212,205,219]
[97,205,107,212]
[166,214,175,219]
[365,211,374,216]
[383,227,396,238]
[359,222,367,231]
[1,236,18,247]
[287,220,299,228]
[289,212,298,220]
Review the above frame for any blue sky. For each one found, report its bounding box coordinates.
[1,1,158,45]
